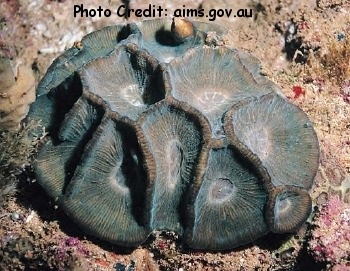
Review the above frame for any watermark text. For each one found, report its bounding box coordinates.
[73,4,253,21]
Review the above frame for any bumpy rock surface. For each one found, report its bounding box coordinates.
[28,18,320,250]
[0,57,35,131]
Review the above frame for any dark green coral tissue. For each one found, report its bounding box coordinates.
[28,18,319,250]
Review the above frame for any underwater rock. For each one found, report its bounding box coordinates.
[0,57,35,131]
[309,195,350,265]
[28,18,320,250]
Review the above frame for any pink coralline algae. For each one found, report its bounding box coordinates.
[332,263,350,271]
[309,196,350,265]
[55,236,88,264]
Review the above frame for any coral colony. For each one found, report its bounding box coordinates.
[28,18,319,250]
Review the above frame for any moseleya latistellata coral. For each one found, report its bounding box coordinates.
[28,18,320,250]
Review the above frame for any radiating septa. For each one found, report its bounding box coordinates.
[35,97,104,200]
[166,47,272,138]
[63,118,149,246]
[224,92,320,189]
[185,146,268,250]
[137,101,205,233]
[80,44,162,121]
[266,186,312,233]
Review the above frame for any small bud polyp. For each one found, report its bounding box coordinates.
[172,18,194,40]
